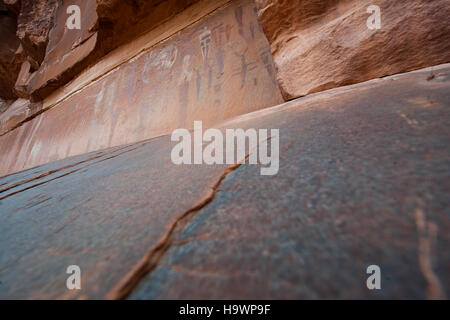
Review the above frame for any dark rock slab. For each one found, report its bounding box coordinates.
[130,64,450,299]
[0,138,230,299]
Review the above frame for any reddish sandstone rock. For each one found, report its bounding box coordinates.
[256,0,450,99]
[0,5,22,99]
[0,98,29,134]
[0,0,283,175]
[16,0,59,65]
[3,0,204,101]
[26,0,98,100]
[26,0,202,100]
[95,0,199,48]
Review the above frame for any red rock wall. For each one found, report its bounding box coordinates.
[256,0,450,99]
[0,0,283,176]
[27,0,203,100]
[26,0,98,100]
[0,0,203,101]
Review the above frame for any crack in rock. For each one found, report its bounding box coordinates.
[106,156,249,300]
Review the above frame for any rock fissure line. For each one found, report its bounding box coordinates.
[106,156,249,299]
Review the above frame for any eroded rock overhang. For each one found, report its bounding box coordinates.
[0,0,283,177]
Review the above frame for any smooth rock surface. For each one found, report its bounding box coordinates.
[0,64,448,299]
[256,0,450,99]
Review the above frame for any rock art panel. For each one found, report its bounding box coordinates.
[0,0,283,177]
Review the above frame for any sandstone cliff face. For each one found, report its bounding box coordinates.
[96,0,199,49]
[0,0,206,126]
[0,0,449,301]
[0,0,57,100]
[256,0,450,99]
[26,0,98,100]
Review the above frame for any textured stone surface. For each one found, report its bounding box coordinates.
[16,0,59,65]
[0,0,283,176]
[0,138,232,299]
[256,0,450,99]
[0,64,448,299]
[14,59,32,97]
[95,0,200,49]
[0,7,22,99]
[26,0,204,100]
[2,0,210,100]
[26,0,98,100]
